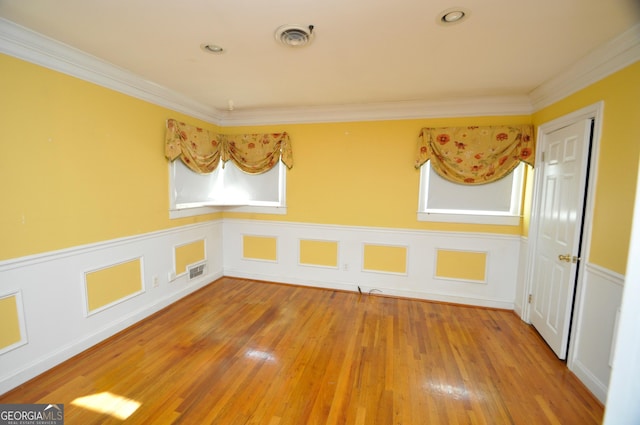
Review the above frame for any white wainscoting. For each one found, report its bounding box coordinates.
[568,262,625,403]
[514,236,529,320]
[0,221,223,395]
[223,219,520,309]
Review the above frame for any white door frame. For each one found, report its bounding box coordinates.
[523,101,604,365]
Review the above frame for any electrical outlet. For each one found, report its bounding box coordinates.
[152,275,159,288]
[343,263,349,271]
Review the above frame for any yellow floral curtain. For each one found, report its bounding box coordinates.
[415,125,535,185]
[164,119,293,175]
[219,133,293,174]
[165,119,220,174]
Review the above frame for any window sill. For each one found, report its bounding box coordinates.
[170,205,287,219]
[417,212,521,226]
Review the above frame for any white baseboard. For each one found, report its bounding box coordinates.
[571,358,609,403]
[227,269,515,310]
[567,262,625,404]
[0,221,223,396]
[0,271,221,394]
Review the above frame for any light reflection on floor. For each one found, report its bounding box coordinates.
[425,380,484,401]
[245,349,277,362]
[71,391,141,420]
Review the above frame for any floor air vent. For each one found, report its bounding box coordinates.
[188,263,206,280]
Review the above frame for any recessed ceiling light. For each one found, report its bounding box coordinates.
[437,8,470,26]
[201,43,225,54]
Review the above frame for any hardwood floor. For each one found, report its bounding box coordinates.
[0,277,603,424]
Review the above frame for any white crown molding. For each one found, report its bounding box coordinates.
[1,17,638,125]
[529,23,640,112]
[0,17,532,126]
[0,18,223,124]
[215,96,534,126]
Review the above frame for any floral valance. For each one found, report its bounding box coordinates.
[165,119,293,175]
[218,133,293,174]
[415,125,535,185]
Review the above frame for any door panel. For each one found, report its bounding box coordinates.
[530,119,592,359]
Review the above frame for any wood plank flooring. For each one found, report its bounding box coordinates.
[0,277,603,424]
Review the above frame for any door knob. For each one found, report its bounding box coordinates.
[558,254,580,263]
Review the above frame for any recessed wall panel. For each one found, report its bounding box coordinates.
[175,239,206,274]
[85,258,143,314]
[243,235,277,261]
[363,244,407,274]
[299,239,338,268]
[0,294,23,352]
[435,249,487,282]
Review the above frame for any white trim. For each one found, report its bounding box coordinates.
[584,262,625,286]
[0,18,530,125]
[0,271,222,396]
[571,358,609,403]
[514,236,530,320]
[223,219,519,310]
[0,291,28,355]
[218,96,534,126]
[0,221,223,395]
[418,212,521,226]
[433,275,488,285]
[223,205,288,215]
[169,206,223,219]
[225,218,522,241]
[0,18,220,124]
[568,262,625,403]
[2,17,638,125]
[530,24,640,111]
[0,221,220,272]
[225,270,514,310]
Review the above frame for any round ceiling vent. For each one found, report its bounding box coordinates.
[275,24,315,47]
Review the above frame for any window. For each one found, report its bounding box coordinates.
[169,159,286,219]
[418,162,525,225]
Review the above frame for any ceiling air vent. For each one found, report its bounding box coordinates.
[275,24,315,47]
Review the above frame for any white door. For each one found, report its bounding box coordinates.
[530,118,593,359]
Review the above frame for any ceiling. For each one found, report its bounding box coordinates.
[1,0,639,119]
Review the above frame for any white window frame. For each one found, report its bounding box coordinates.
[169,159,287,219]
[417,162,525,225]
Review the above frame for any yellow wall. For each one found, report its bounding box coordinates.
[2,52,638,276]
[0,54,221,261]
[222,116,530,236]
[532,61,640,274]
